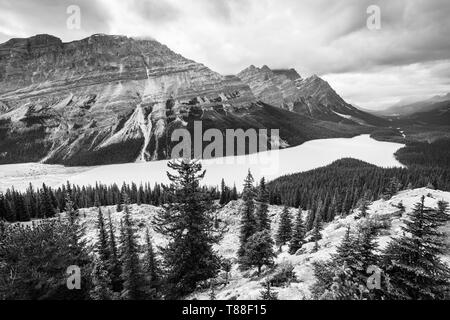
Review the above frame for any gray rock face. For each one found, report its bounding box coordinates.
[237,65,386,126]
[0,34,256,165]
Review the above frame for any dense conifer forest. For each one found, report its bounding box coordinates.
[267,158,449,225]
[0,180,239,223]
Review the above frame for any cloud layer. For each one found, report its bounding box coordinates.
[1,0,449,109]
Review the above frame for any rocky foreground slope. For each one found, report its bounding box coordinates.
[0,34,377,166]
[53,187,449,300]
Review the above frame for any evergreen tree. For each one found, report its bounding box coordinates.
[311,212,322,253]
[39,184,55,218]
[90,259,116,300]
[14,192,29,222]
[221,258,232,286]
[241,230,276,275]
[0,193,14,222]
[119,194,145,300]
[276,206,292,250]
[332,225,358,268]
[0,219,91,299]
[358,197,370,219]
[219,179,228,205]
[357,223,379,275]
[116,196,123,212]
[306,209,315,231]
[289,207,305,254]
[312,224,380,300]
[95,207,110,263]
[143,228,160,298]
[231,184,238,201]
[320,263,362,300]
[65,191,78,224]
[238,170,257,258]
[381,196,450,299]
[259,281,278,300]
[383,177,402,199]
[209,282,216,300]
[106,209,122,292]
[154,160,220,299]
[311,211,322,242]
[255,177,270,232]
[437,200,449,221]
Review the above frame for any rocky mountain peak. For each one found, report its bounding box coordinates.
[237,66,386,126]
[272,68,302,81]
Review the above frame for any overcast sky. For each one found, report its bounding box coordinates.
[1,0,449,110]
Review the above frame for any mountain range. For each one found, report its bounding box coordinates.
[375,93,450,126]
[0,34,386,166]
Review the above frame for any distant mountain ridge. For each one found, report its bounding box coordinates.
[379,93,450,116]
[375,93,450,126]
[237,65,387,126]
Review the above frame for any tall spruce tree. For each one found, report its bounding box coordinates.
[383,177,402,199]
[106,209,122,292]
[65,191,78,224]
[259,280,278,300]
[143,228,160,298]
[276,206,292,251]
[219,178,228,205]
[312,224,380,300]
[241,230,276,275]
[231,184,238,201]
[255,177,270,232]
[332,225,358,268]
[289,207,306,254]
[437,200,449,221]
[238,170,257,258]
[358,197,370,219]
[39,184,55,218]
[14,192,29,222]
[95,207,110,263]
[154,160,220,299]
[381,196,450,299]
[311,212,323,253]
[356,223,379,276]
[119,194,145,300]
[306,209,315,231]
[90,258,115,300]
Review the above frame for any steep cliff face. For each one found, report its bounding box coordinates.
[236,65,301,110]
[0,34,256,165]
[237,65,386,126]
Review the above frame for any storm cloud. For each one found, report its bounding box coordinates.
[0,0,449,109]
